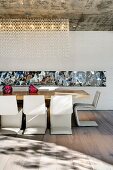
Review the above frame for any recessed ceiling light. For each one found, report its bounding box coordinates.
[61,0,66,3]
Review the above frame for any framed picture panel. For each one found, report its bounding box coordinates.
[0,71,106,87]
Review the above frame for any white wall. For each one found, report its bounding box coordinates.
[69,31,113,110]
[0,31,113,110]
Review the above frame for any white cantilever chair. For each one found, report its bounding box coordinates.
[73,91,101,127]
[0,96,22,135]
[50,95,73,134]
[23,95,47,135]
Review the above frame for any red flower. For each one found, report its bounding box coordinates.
[3,85,12,94]
[29,84,38,94]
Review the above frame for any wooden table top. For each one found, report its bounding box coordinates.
[0,89,89,100]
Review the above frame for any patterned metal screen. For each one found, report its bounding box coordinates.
[0,71,106,87]
[0,19,69,31]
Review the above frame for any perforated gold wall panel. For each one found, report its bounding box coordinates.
[0,19,69,31]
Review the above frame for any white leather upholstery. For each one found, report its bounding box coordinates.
[23,95,46,115]
[0,96,22,135]
[50,95,73,134]
[23,95,47,135]
[1,113,22,128]
[0,96,18,115]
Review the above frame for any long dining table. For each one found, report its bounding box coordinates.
[0,88,89,100]
[0,88,90,128]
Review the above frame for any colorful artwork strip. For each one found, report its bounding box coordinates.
[0,71,106,87]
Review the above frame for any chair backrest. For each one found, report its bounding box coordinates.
[92,91,101,108]
[0,96,22,128]
[0,96,18,115]
[23,95,46,115]
[50,95,73,115]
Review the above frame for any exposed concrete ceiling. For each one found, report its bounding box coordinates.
[0,0,113,30]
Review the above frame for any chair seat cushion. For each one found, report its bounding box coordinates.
[73,103,94,108]
[0,128,21,135]
[24,128,46,135]
[51,127,72,135]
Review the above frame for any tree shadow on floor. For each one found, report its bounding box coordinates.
[0,135,113,169]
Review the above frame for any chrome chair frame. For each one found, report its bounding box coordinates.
[73,91,101,127]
